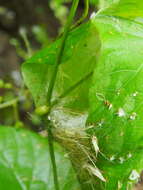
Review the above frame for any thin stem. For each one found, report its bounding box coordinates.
[20,28,32,57]
[45,1,80,190]
[71,0,89,29]
[51,71,93,107]
[23,34,32,57]
[44,119,60,190]
[47,0,79,105]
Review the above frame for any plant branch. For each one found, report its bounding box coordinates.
[44,119,60,190]
[19,28,32,58]
[47,0,80,106]
[71,0,89,29]
[51,71,93,107]
[45,1,80,190]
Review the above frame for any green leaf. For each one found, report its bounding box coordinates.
[0,126,79,190]
[22,0,143,189]
[87,1,143,189]
[100,0,143,19]
[90,0,98,5]
[22,22,100,111]
[98,0,114,9]
[22,6,100,190]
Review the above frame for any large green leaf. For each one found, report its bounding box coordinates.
[22,7,100,190]
[87,1,143,189]
[0,126,79,190]
[22,0,143,189]
[22,21,100,111]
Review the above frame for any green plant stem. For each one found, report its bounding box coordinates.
[44,1,80,190]
[45,72,93,190]
[51,71,93,107]
[13,102,20,122]
[23,35,32,57]
[58,0,89,38]
[44,119,60,190]
[47,0,79,105]
[71,0,89,29]
[20,29,32,57]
